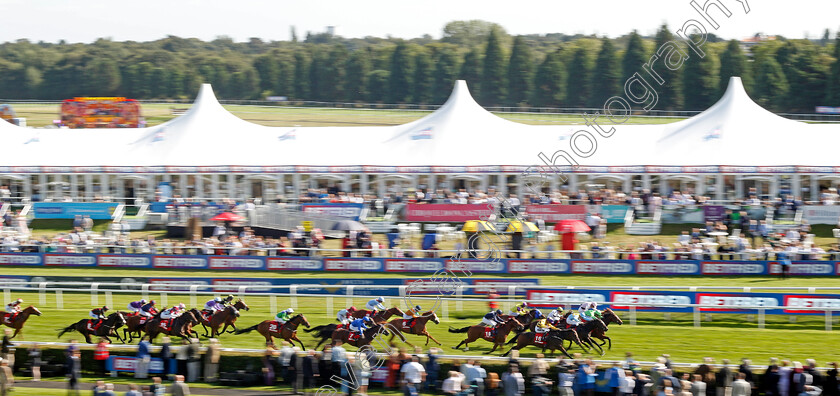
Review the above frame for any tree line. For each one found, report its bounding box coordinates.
[1,21,839,112]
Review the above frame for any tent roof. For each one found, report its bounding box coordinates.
[0,77,837,172]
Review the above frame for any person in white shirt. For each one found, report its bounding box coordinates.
[622,371,636,396]
[441,371,465,394]
[400,356,426,394]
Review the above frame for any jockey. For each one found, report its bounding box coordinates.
[534,318,559,334]
[90,306,109,321]
[581,306,603,323]
[481,309,505,327]
[365,297,386,314]
[275,308,294,324]
[139,300,157,318]
[510,301,529,316]
[578,301,592,314]
[127,299,147,315]
[565,311,583,328]
[5,299,22,315]
[161,303,186,320]
[337,306,356,325]
[222,294,235,306]
[402,305,422,327]
[547,307,564,324]
[204,297,225,314]
[348,316,372,340]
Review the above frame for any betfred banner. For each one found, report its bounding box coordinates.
[570,260,634,274]
[208,256,265,270]
[768,261,835,276]
[0,253,42,266]
[528,288,840,315]
[301,203,365,221]
[404,204,494,222]
[802,205,840,225]
[106,356,166,373]
[445,259,507,273]
[152,255,208,269]
[266,257,323,271]
[524,205,586,222]
[32,202,118,220]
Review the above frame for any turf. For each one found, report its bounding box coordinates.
[2,266,839,364]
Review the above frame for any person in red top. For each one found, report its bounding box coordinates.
[93,338,109,375]
[487,289,500,311]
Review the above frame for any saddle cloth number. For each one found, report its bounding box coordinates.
[535,333,546,345]
[269,321,280,333]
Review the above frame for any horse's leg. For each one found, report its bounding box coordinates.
[292,335,306,351]
[201,323,210,337]
[453,339,467,351]
[423,330,442,346]
[501,344,518,357]
[11,328,20,339]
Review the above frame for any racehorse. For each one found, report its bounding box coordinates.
[1,306,41,340]
[58,312,126,344]
[351,307,405,324]
[141,310,199,343]
[386,311,441,346]
[507,309,547,338]
[196,299,250,337]
[588,308,622,350]
[330,323,405,348]
[305,323,340,350]
[449,318,523,354]
[566,318,609,355]
[236,314,310,349]
[122,310,159,343]
[502,329,584,359]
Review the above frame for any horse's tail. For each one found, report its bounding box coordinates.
[57,323,77,338]
[304,325,328,333]
[235,323,260,335]
[448,326,471,333]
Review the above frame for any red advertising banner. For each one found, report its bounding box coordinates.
[404,204,494,222]
[524,205,586,222]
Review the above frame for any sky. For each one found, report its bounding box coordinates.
[1,0,837,44]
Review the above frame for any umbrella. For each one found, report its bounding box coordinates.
[331,220,366,231]
[462,220,497,233]
[210,212,244,222]
[505,220,540,233]
[554,219,590,233]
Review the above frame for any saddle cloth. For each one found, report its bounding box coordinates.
[534,333,546,345]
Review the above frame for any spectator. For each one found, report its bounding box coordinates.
[778,361,792,396]
[762,359,780,396]
[605,362,625,396]
[528,353,549,378]
[692,374,708,396]
[623,371,636,396]
[171,375,190,396]
[66,350,82,396]
[732,373,751,396]
[136,338,151,379]
[125,384,142,396]
[532,373,553,396]
[176,339,189,377]
[557,364,574,396]
[487,372,501,396]
[261,346,276,386]
[159,337,173,381]
[204,338,220,383]
[738,359,754,390]
[0,330,12,370]
[716,360,733,396]
[27,342,41,381]
[149,377,165,396]
[400,355,426,396]
[826,362,838,396]
[502,365,525,396]
[186,338,201,382]
[93,338,110,375]
[93,380,107,395]
[302,350,319,389]
[577,359,596,396]
[465,360,487,396]
[0,360,12,396]
[331,341,348,386]
[426,347,441,392]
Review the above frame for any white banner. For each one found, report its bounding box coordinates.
[802,205,840,225]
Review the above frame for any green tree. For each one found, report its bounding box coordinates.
[591,38,621,106]
[507,36,535,106]
[167,68,184,98]
[480,27,506,106]
[366,69,390,102]
[345,50,370,102]
[652,25,684,110]
[459,47,482,99]
[308,49,327,100]
[253,54,279,94]
[566,47,592,107]
[293,50,310,99]
[621,30,649,85]
[532,49,566,107]
[324,45,349,101]
[718,39,751,96]
[413,48,434,104]
[85,59,121,96]
[754,56,789,110]
[135,62,154,98]
[22,66,42,99]
[388,41,414,103]
[431,47,459,104]
[827,32,840,105]
[442,20,508,48]
[150,67,168,98]
[682,37,719,110]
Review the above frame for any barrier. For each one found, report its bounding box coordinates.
[0,252,837,276]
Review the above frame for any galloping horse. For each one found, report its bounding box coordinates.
[196,299,250,337]
[331,323,405,348]
[566,318,609,355]
[502,329,584,359]
[351,307,404,324]
[236,314,310,349]
[122,310,159,343]
[588,308,622,350]
[142,311,199,343]
[1,306,41,340]
[507,309,547,339]
[58,312,126,344]
[386,311,441,346]
[305,323,340,349]
[449,318,523,354]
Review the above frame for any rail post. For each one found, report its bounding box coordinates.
[442,297,449,321]
[456,285,463,311]
[56,289,63,309]
[398,286,407,299]
[269,295,277,315]
[238,286,247,301]
[289,285,298,310]
[693,306,700,328]
[160,291,167,308]
[629,305,637,326]
[758,308,765,329]
[39,282,48,306]
[90,283,100,306]
[105,290,113,308]
[346,286,355,308]
[827,310,833,332]
[2,289,8,305]
[141,284,150,301]
[189,285,199,308]
[326,296,333,317]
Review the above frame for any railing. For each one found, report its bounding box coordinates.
[2,282,838,331]
[250,205,347,237]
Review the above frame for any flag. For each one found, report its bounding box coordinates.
[410,127,433,140]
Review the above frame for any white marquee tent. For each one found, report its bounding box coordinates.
[0,77,837,202]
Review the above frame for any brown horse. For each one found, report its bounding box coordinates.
[1,306,41,339]
[331,323,405,348]
[58,312,126,344]
[386,311,441,346]
[305,323,341,349]
[122,310,160,343]
[588,308,622,350]
[351,307,404,324]
[565,318,609,356]
[236,314,310,349]
[502,329,584,358]
[449,318,523,354]
[196,300,250,337]
[141,310,199,343]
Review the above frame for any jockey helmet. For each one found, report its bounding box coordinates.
[495,309,502,315]
[376,297,384,303]
[149,300,156,305]
[534,310,543,318]
[348,306,356,312]
[522,302,528,307]
[287,308,294,313]
[179,303,186,309]
[215,297,223,303]
[15,298,22,303]
[227,294,234,300]
[140,299,147,304]
[363,316,372,322]
[102,306,109,311]
[414,305,421,311]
